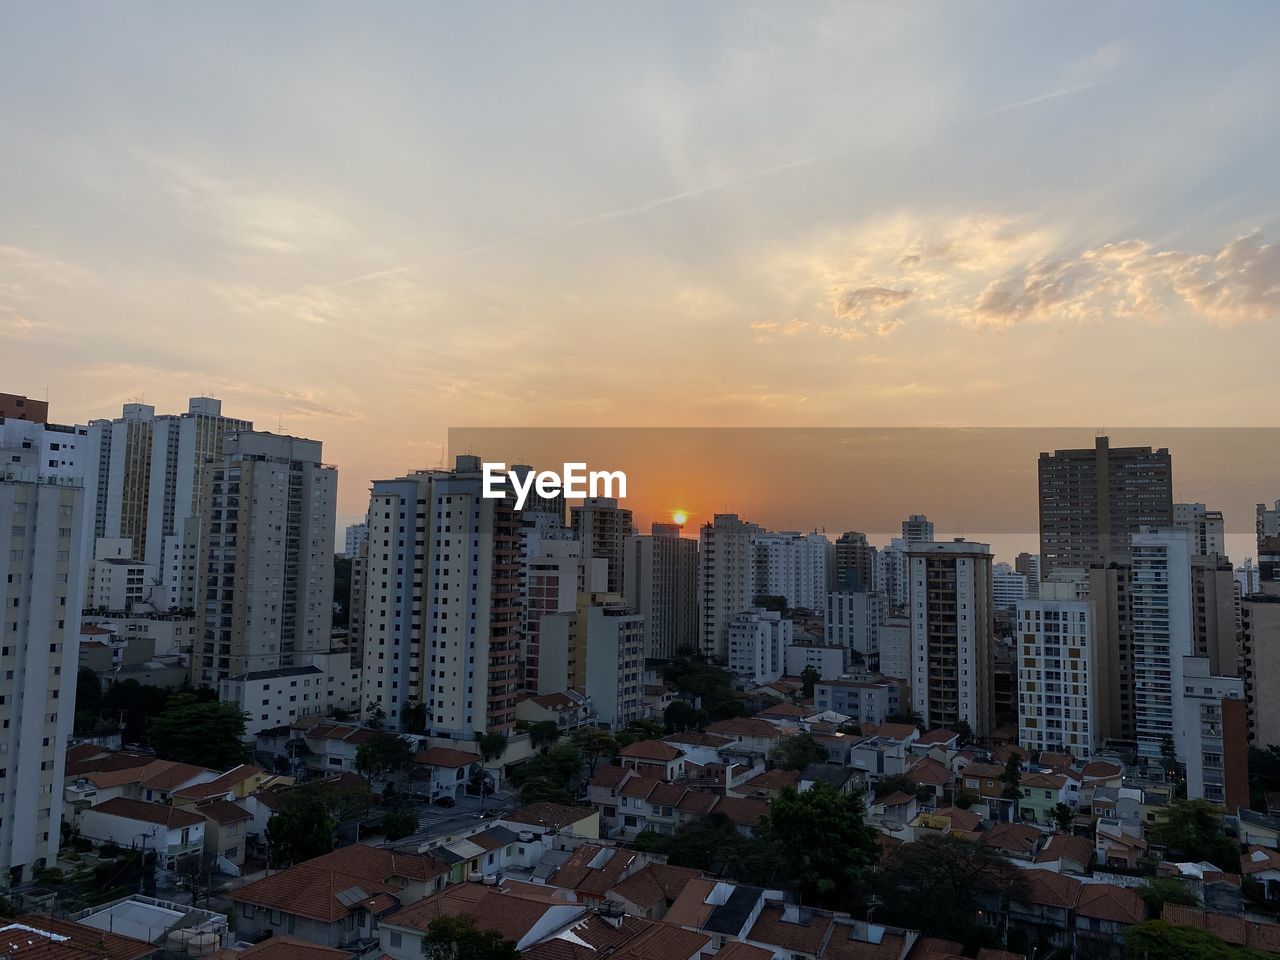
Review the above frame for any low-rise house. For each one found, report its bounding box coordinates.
[498,802,600,844]
[78,798,204,867]
[754,701,810,728]
[2,915,157,960]
[606,863,703,920]
[256,718,376,778]
[705,719,790,755]
[1242,846,1280,899]
[798,763,858,796]
[868,792,919,831]
[729,768,799,800]
[981,822,1043,862]
[618,741,687,780]
[515,690,595,731]
[980,870,1081,954]
[425,824,530,884]
[194,798,252,872]
[1072,884,1146,955]
[910,728,961,760]
[908,806,982,843]
[1017,772,1068,824]
[1095,819,1148,869]
[904,757,951,804]
[548,843,646,902]
[744,902,917,960]
[660,732,734,768]
[588,764,634,833]
[711,796,772,837]
[1239,808,1280,850]
[228,844,448,948]
[665,877,771,949]
[522,913,710,960]
[171,764,271,804]
[218,937,350,960]
[412,746,483,802]
[1031,833,1093,875]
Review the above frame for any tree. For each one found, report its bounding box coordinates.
[663,701,704,733]
[878,833,1027,944]
[266,793,333,866]
[953,720,973,746]
[753,595,789,614]
[1161,735,1185,796]
[1053,802,1075,833]
[510,744,583,805]
[421,915,519,960]
[528,721,561,752]
[365,703,387,729]
[800,665,820,700]
[1138,877,1198,916]
[1149,799,1238,871]
[760,784,880,910]
[883,710,923,729]
[953,788,978,810]
[770,733,828,772]
[999,752,1023,800]
[332,556,352,629]
[401,701,428,735]
[660,814,782,885]
[1125,920,1273,960]
[477,732,509,764]
[614,719,663,749]
[355,731,416,786]
[380,811,418,842]
[149,694,247,769]
[1248,744,1280,810]
[663,652,743,717]
[569,727,617,773]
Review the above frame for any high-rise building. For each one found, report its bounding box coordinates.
[726,609,791,686]
[623,522,697,660]
[874,538,910,608]
[524,540,606,693]
[908,540,994,736]
[537,591,643,727]
[698,513,761,658]
[0,422,86,883]
[1015,552,1040,599]
[344,519,369,559]
[825,587,883,669]
[349,538,369,663]
[902,514,935,544]
[359,455,520,737]
[1242,589,1280,748]
[82,398,252,610]
[992,567,1028,611]
[570,497,633,595]
[1016,590,1099,759]
[1178,657,1249,810]
[834,531,875,591]
[1085,564,1137,742]
[1237,559,1262,597]
[1259,501,1280,545]
[1131,528,1195,759]
[192,431,336,687]
[1174,503,1226,558]
[1038,436,1172,578]
[1190,555,1242,676]
[753,531,830,611]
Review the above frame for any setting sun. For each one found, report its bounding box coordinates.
[671,510,688,526]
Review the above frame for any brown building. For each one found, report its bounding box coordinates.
[834,530,875,591]
[1038,436,1172,578]
[0,391,49,423]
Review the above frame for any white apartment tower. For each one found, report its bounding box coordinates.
[0,428,86,884]
[192,431,336,686]
[902,514,935,544]
[753,532,831,611]
[826,587,884,669]
[360,456,520,738]
[727,609,792,686]
[1016,591,1099,759]
[698,513,761,658]
[623,522,698,660]
[1131,527,1195,759]
[909,540,995,736]
[1174,503,1226,558]
[570,497,634,595]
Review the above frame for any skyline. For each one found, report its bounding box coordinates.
[5,3,1280,536]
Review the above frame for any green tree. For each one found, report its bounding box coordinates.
[1161,735,1186,797]
[528,721,561,752]
[662,651,743,717]
[770,733,828,771]
[883,710,923,729]
[421,915,519,960]
[1138,877,1198,916]
[800,665,819,700]
[510,744,583,805]
[1053,802,1075,833]
[401,701,428,735]
[663,701,704,733]
[760,784,879,909]
[380,811,418,842]
[878,833,1027,944]
[1247,744,1280,810]
[1125,920,1273,960]
[614,719,664,749]
[660,814,782,885]
[569,727,618,773]
[266,793,333,866]
[953,787,979,810]
[1149,799,1238,871]
[753,595,789,614]
[999,752,1023,800]
[355,731,416,786]
[149,693,247,768]
[477,732,509,763]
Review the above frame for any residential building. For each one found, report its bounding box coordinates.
[753,531,830,611]
[1243,591,1280,747]
[825,586,882,669]
[85,538,161,612]
[834,531,875,590]
[784,641,845,680]
[220,649,362,737]
[78,798,205,867]
[1038,436,1173,578]
[993,568,1028,612]
[571,497,634,595]
[0,426,87,884]
[1191,554,1242,676]
[1178,656,1248,810]
[1016,594,1099,758]
[359,455,520,737]
[902,514,935,544]
[726,609,791,686]
[1086,563,1137,742]
[1016,552,1040,599]
[624,522,697,659]
[192,431,336,686]
[908,540,995,736]
[0,392,49,423]
[698,514,762,658]
[343,519,368,559]
[524,539,604,693]
[879,613,910,680]
[582,600,645,728]
[1238,559,1262,597]
[1131,528,1194,758]
[875,538,910,608]
[1175,502,1227,558]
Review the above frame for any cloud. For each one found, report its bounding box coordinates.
[835,286,912,319]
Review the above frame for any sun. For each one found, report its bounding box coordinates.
[671,510,688,526]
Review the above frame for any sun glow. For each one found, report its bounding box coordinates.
[671,510,688,526]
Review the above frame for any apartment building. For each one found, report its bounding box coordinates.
[1174,502,1226,558]
[726,609,791,686]
[1131,528,1194,759]
[1016,593,1099,759]
[826,586,883,668]
[623,522,697,660]
[753,531,830,611]
[834,531,875,591]
[570,497,633,595]
[698,514,761,659]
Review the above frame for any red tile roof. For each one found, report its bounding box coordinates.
[5,916,154,960]
[711,796,770,829]
[619,741,685,762]
[415,747,479,768]
[384,883,579,942]
[1074,883,1143,924]
[89,797,204,829]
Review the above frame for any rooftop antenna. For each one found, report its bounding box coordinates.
[277,411,284,434]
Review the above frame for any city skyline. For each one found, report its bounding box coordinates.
[5,3,1280,534]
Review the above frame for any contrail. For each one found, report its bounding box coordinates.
[258,76,1114,303]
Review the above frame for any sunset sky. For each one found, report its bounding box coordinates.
[3,3,1279,542]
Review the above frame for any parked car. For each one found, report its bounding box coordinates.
[433,796,456,808]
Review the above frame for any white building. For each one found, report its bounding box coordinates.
[582,602,645,728]
[193,431,336,687]
[1237,559,1262,597]
[220,648,362,737]
[78,798,204,868]
[902,514,935,544]
[993,569,1029,612]
[727,609,791,686]
[874,538,910,608]
[343,520,368,559]
[523,538,605,694]
[909,540,994,736]
[1174,502,1226,558]
[623,522,698,659]
[1177,656,1246,807]
[1131,527,1195,759]
[1016,593,1099,759]
[785,641,845,680]
[698,514,761,658]
[0,433,87,883]
[360,455,520,738]
[85,538,162,612]
[878,614,910,681]
[753,532,830,612]
[826,588,883,668]
[570,497,634,595]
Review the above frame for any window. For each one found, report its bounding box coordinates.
[389,932,402,948]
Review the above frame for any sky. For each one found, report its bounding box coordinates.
[3,3,1279,544]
